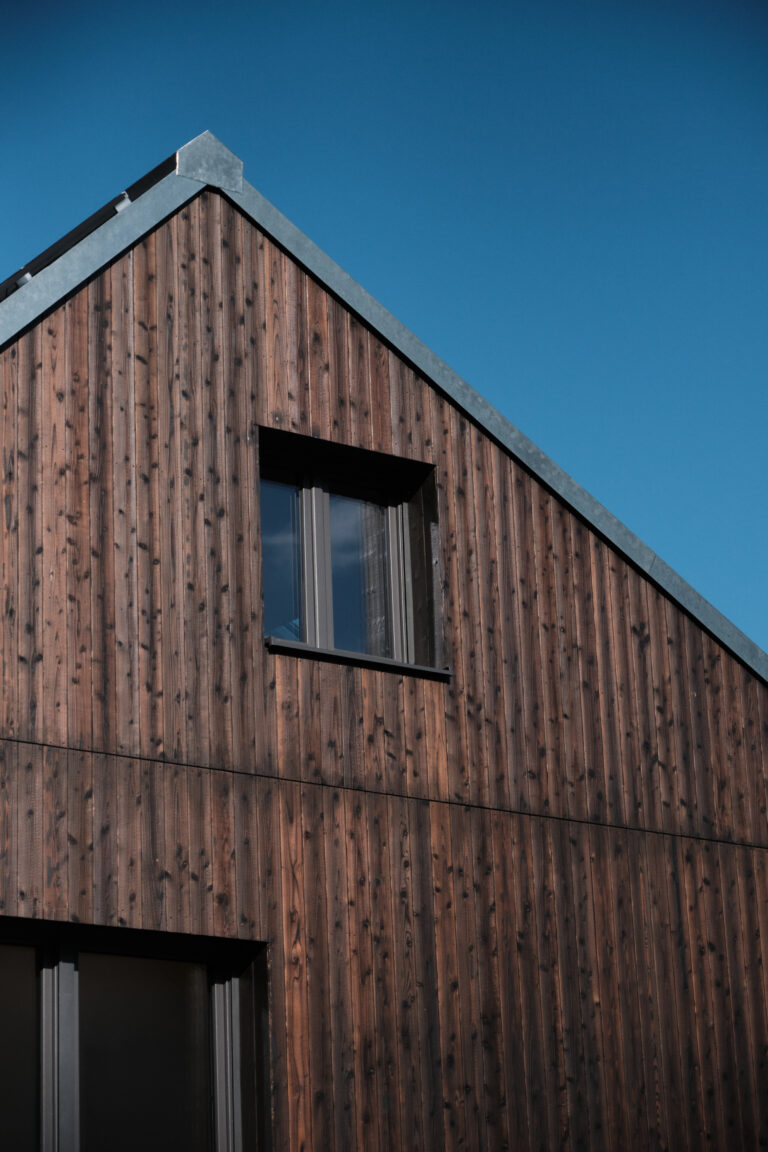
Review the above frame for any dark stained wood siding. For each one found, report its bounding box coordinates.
[0,188,767,1149]
[0,190,765,846]
[0,739,766,1149]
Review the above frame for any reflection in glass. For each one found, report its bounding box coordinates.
[0,944,38,1152]
[261,479,304,640]
[330,494,392,656]
[79,952,212,1152]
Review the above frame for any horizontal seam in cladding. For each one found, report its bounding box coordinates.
[3,732,767,856]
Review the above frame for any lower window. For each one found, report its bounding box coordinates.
[0,920,269,1152]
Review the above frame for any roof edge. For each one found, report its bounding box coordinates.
[0,171,201,347]
[1,134,766,683]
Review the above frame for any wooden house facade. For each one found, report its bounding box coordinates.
[0,131,766,1150]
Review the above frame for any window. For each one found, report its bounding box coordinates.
[0,920,269,1152]
[259,428,444,674]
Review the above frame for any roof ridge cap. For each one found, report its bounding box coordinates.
[176,131,243,193]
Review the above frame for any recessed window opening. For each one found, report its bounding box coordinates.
[259,427,441,669]
[0,920,269,1152]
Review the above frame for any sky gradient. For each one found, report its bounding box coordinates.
[2,0,766,653]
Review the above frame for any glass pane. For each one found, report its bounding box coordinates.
[79,952,212,1152]
[261,479,304,640]
[0,944,38,1152]
[329,493,392,656]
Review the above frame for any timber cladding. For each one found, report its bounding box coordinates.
[0,186,766,1148]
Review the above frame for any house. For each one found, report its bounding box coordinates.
[0,130,766,1150]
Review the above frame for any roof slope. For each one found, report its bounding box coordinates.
[1,130,765,684]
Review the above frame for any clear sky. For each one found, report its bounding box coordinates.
[1,0,766,655]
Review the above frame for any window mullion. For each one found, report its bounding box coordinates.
[212,978,243,1152]
[299,487,317,645]
[310,486,333,648]
[387,504,412,663]
[41,950,79,1152]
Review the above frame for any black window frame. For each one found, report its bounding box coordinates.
[259,427,449,680]
[0,918,270,1152]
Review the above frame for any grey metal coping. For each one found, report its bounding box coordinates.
[2,130,766,683]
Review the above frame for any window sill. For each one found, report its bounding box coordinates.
[265,637,453,682]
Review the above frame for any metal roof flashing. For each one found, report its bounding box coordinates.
[0,133,766,684]
[176,131,244,193]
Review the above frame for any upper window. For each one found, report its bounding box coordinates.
[259,428,443,673]
[0,919,269,1152]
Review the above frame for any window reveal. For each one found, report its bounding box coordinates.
[259,428,441,670]
[0,922,269,1152]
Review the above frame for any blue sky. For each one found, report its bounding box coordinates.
[2,0,766,654]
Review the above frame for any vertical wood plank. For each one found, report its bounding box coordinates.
[165,761,191,935]
[490,809,532,1150]
[234,771,260,938]
[569,515,607,824]
[736,846,768,1145]
[256,777,289,1146]
[300,783,335,1148]
[186,764,214,936]
[664,598,698,838]
[17,328,43,744]
[322,786,358,1151]
[155,217,186,763]
[115,756,142,929]
[718,842,759,1144]
[66,287,93,751]
[306,273,332,441]
[42,744,68,920]
[280,781,313,1151]
[387,793,426,1152]
[210,762,237,938]
[0,741,18,917]
[588,825,633,1149]
[41,304,68,746]
[589,535,624,827]
[449,802,485,1150]
[367,793,403,1151]
[92,752,118,926]
[655,833,701,1150]
[431,393,470,805]
[548,817,593,1147]
[567,817,608,1145]
[177,198,210,767]
[551,499,589,823]
[203,193,234,769]
[472,431,510,811]
[133,232,164,760]
[17,745,42,918]
[0,348,17,740]
[469,807,511,1151]
[344,789,383,1152]
[240,217,269,775]
[512,471,551,818]
[88,274,117,757]
[110,255,140,755]
[698,840,742,1139]
[430,797,467,1148]
[645,585,680,836]
[606,555,643,829]
[347,318,372,452]
[139,758,167,933]
[225,208,254,771]
[67,748,93,925]
[409,798,446,1150]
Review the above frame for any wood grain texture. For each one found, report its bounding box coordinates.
[0,191,764,849]
[0,187,767,1151]
[0,741,765,1147]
